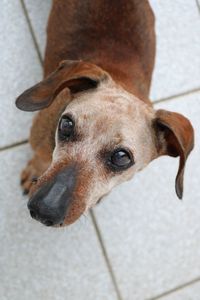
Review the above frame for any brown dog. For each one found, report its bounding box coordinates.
[16,0,194,227]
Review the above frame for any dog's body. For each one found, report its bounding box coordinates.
[44,0,155,98]
[16,0,194,227]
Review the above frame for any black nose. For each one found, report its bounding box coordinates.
[28,206,59,226]
[29,209,54,226]
[27,165,77,226]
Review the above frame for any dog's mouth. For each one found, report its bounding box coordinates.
[27,164,85,227]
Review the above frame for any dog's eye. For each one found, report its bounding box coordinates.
[58,115,74,140]
[109,148,134,171]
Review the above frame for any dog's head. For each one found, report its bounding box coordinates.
[16,60,194,227]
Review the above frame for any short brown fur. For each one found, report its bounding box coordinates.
[16,0,194,226]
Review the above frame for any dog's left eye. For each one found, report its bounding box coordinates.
[58,115,74,140]
[108,148,134,171]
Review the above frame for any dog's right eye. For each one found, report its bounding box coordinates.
[58,115,74,140]
[107,148,134,171]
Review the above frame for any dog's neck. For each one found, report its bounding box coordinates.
[44,0,155,103]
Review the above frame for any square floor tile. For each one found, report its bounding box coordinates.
[150,0,200,100]
[0,1,42,148]
[24,0,52,57]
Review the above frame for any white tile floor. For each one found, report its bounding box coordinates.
[0,1,200,300]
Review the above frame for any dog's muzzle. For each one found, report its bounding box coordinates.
[27,165,77,226]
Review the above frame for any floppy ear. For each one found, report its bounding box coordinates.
[16,60,110,111]
[153,109,194,199]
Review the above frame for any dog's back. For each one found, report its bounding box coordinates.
[45,0,155,100]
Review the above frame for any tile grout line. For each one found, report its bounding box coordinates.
[153,86,200,105]
[0,140,28,152]
[90,209,123,300]
[20,0,43,66]
[146,276,200,300]
[195,0,200,14]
